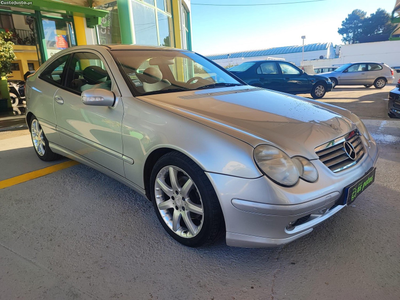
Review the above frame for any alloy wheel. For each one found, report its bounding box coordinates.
[314,85,325,97]
[375,79,385,88]
[154,165,204,238]
[31,119,46,156]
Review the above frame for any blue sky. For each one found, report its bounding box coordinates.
[190,0,397,55]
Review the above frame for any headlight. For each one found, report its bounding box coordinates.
[351,113,372,141]
[254,145,319,187]
[292,157,318,182]
[254,145,299,186]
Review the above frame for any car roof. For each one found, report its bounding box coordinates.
[66,44,188,52]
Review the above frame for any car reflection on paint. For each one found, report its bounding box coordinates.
[25,45,378,248]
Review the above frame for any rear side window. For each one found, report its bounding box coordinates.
[39,54,69,85]
[368,64,383,71]
[257,62,279,75]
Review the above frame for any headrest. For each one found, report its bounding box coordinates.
[83,66,108,84]
[137,67,163,84]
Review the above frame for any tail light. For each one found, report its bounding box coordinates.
[391,69,394,76]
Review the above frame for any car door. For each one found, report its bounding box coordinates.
[253,62,285,91]
[338,63,368,85]
[53,51,125,176]
[367,63,383,84]
[277,62,311,93]
[32,54,70,146]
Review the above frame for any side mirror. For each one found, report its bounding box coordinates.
[81,89,115,106]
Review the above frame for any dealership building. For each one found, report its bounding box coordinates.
[0,0,192,81]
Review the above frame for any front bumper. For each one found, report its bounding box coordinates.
[388,88,400,118]
[207,136,379,248]
[326,81,333,92]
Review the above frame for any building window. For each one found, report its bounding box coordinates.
[181,4,190,50]
[131,0,174,47]
[96,1,122,44]
[0,13,14,29]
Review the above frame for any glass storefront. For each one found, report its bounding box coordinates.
[96,1,122,45]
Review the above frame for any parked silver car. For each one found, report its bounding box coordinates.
[322,62,394,88]
[26,45,378,248]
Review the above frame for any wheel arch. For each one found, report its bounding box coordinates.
[26,112,35,131]
[143,147,198,200]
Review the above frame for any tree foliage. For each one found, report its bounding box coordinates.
[0,30,17,77]
[338,9,396,44]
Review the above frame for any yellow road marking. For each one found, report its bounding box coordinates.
[0,161,79,190]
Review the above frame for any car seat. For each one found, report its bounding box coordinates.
[80,66,110,92]
[136,67,171,93]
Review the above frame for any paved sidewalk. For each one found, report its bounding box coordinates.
[0,105,27,131]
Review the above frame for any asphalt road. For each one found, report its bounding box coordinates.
[0,86,399,300]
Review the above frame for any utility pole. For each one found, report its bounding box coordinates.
[301,35,306,67]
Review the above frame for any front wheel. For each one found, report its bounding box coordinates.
[311,83,326,99]
[150,152,223,247]
[374,78,386,89]
[30,117,60,161]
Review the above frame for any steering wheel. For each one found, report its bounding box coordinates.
[187,77,207,84]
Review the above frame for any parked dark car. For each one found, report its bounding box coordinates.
[388,79,400,118]
[228,60,333,99]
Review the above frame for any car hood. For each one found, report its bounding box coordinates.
[139,86,355,158]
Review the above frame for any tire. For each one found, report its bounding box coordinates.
[10,93,18,107]
[30,117,60,161]
[364,85,372,88]
[330,78,338,88]
[374,78,386,89]
[150,152,223,247]
[311,83,326,99]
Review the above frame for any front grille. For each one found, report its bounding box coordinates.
[315,130,365,173]
[389,91,400,109]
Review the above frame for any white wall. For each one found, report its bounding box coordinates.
[302,40,400,69]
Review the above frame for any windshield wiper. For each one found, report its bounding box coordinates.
[195,83,243,90]
[142,88,189,96]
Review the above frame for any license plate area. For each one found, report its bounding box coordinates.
[344,168,376,205]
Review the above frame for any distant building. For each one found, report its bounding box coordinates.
[207,43,336,67]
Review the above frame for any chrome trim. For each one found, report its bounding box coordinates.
[315,130,365,173]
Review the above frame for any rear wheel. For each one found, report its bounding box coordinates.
[374,78,386,89]
[30,117,60,161]
[150,152,223,247]
[311,83,326,99]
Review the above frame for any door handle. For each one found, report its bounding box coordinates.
[54,95,64,104]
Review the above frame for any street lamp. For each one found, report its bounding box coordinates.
[301,35,306,66]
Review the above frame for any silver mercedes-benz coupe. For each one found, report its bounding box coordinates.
[25,45,378,248]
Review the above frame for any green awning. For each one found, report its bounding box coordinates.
[12,0,108,18]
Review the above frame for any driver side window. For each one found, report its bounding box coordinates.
[65,52,111,94]
[279,62,301,75]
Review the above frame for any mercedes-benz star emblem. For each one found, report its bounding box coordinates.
[343,141,357,160]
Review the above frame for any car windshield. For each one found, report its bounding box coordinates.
[111,50,243,96]
[228,62,255,72]
[334,63,352,72]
